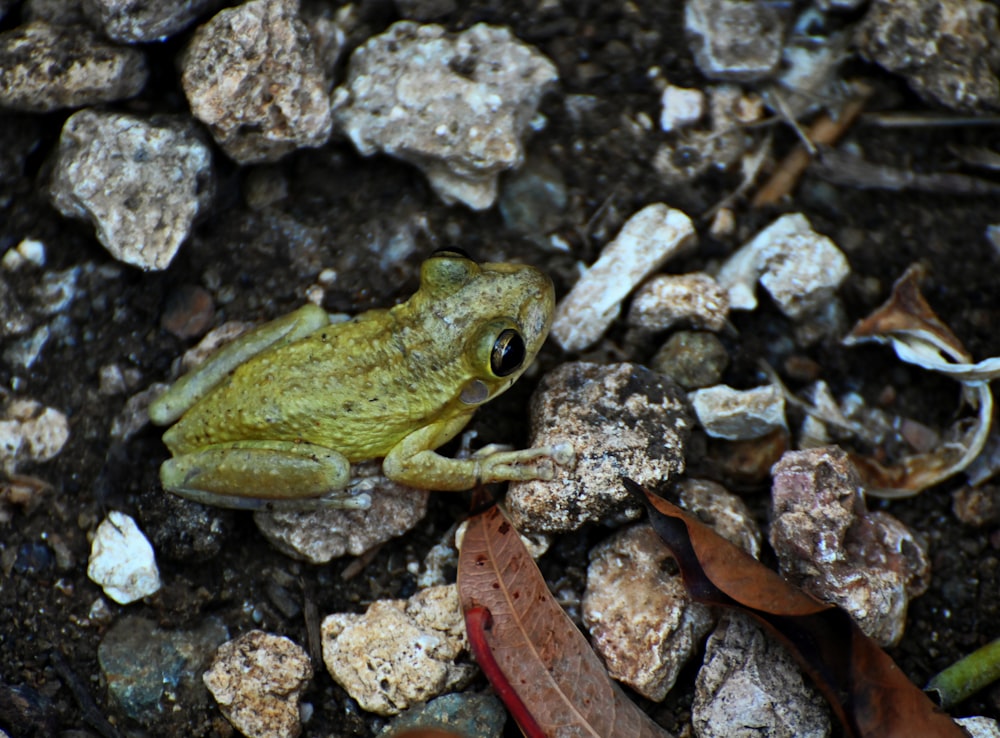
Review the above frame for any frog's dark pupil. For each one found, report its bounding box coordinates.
[491,329,525,377]
[431,247,472,260]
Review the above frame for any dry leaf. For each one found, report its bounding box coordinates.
[457,505,673,738]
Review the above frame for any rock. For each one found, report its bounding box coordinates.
[0,397,70,475]
[137,482,233,562]
[685,0,787,81]
[0,21,147,112]
[497,155,568,239]
[50,110,213,271]
[856,0,1000,112]
[958,716,1000,738]
[204,630,313,738]
[379,692,506,737]
[649,331,730,390]
[769,447,931,646]
[583,523,715,700]
[182,0,333,164]
[1,238,45,271]
[952,485,1000,527]
[507,362,693,533]
[660,83,706,132]
[716,213,849,320]
[551,204,697,352]
[254,468,429,563]
[332,21,557,210]
[82,0,225,42]
[160,285,216,340]
[690,383,786,441]
[322,585,472,715]
[692,612,831,738]
[626,273,729,333]
[677,478,761,558]
[99,615,228,723]
[87,511,161,604]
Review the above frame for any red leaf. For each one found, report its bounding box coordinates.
[457,505,673,738]
[624,478,967,738]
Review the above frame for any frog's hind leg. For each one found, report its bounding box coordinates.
[160,439,368,511]
[149,304,332,426]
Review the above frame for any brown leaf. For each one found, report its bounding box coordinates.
[457,505,673,738]
[625,479,968,738]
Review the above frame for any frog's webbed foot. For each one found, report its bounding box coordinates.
[475,442,576,483]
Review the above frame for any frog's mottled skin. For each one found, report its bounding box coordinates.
[148,252,573,510]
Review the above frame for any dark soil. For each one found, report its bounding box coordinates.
[2,1,1000,737]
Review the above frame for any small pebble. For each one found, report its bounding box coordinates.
[583,522,715,700]
[1,238,45,271]
[770,447,930,646]
[204,630,313,738]
[958,716,1000,738]
[649,331,729,390]
[676,478,761,558]
[254,467,429,564]
[690,383,786,441]
[507,362,693,533]
[0,21,147,111]
[322,585,472,716]
[692,612,831,738]
[49,109,214,271]
[182,0,334,164]
[0,398,70,474]
[716,213,850,320]
[685,0,786,80]
[551,204,697,352]
[952,485,1000,527]
[660,84,706,132]
[379,692,506,737]
[87,511,161,605]
[332,21,557,209]
[160,285,216,339]
[626,272,729,333]
[498,155,568,239]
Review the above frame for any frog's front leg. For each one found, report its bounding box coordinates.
[149,304,332,426]
[382,415,575,490]
[160,439,371,511]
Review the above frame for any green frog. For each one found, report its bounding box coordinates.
[148,250,573,510]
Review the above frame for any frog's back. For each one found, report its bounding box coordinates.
[164,310,466,461]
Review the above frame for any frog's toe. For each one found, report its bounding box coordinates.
[549,442,575,466]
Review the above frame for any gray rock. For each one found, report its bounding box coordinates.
[692,613,831,738]
[0,21,147,112]
[380,692,505,737]
[50,109,213,271]
[182,0,333,164]
[627,273,729,333]
[690,384,786,441]
[685,0,787,81]
[82,0,224,42]
[649,331,730,390]
[857,0,1000,112]
[332,21,557,210]
[99,615,228,723]
[507,362,693,533]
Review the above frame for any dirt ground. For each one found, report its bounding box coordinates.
[2,1,1000,737]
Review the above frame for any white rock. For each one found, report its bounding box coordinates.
[660,84,706,131]
[0,398,70,474]
[958,716,1000,738]
[626,272,729,332]
[49,109,213,271]
[1,238,45,271]
[693,612,831,738]
[332,21,557,209]
[255,467,429,563]
[204,630,313,738]
[322,585,472,716]
[551,204,697,352]
[87,511,161,605]
[689,383,786,440]
[583,523,715,700]
[685,0,786,81]
[716,213,849,319]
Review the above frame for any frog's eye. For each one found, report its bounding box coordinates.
[491,329,526,377]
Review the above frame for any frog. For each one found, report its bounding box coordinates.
[147,250,574,510]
